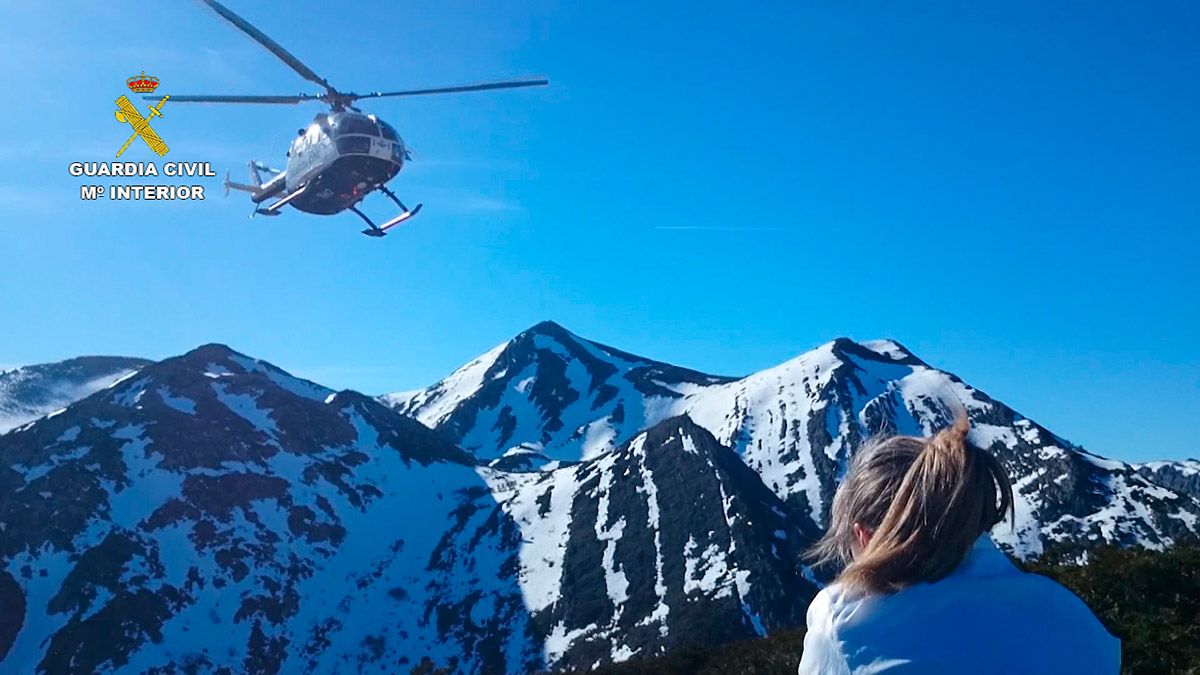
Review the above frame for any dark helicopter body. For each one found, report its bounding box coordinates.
[243,112,407,220]
[158,0,545,237]
[283,113,405,215]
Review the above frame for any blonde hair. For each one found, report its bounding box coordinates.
[809,416,1014,595]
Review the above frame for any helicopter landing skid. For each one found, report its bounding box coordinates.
[353,204,423,238]
[254,183,307,217]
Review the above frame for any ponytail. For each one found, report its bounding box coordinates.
[810,416,1014,595]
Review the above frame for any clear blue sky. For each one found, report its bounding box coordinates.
[0,2,1196,462]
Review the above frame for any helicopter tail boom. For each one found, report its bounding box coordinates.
[222,160,287,208]
[223,171,259,196]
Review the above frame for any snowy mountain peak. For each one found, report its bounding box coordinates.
[518,318,574,340]
[0,355,150,434]
[857,338,925,365]
[1136,458,1200,500]
[179,342,240,359]
[159,343,334,403]
[388,321,733,461]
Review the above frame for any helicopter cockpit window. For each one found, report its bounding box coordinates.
[336,116,380,137]
[337,136,372,154]
[378,122,398,141]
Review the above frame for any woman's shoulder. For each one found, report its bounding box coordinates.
[809,552,1112,634]
[806,582,875,631]
[1000,567,1115,628]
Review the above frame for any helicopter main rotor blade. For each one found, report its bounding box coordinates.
[146,93,323,104]
[199,0,336,95]
[350,78,550,101]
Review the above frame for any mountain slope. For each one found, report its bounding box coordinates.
[0,345,539,673]
[0,356,149,433]
[0,345,819,673]
[1135,459,1200,501]
[482,416,819,668]
[388,324,1200,559]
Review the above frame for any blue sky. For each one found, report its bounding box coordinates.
[0,1,1196,462]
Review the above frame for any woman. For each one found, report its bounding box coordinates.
[798,417,1120,674]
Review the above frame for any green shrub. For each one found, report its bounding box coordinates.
[584,628,807,675]
[1022,542,1200,675]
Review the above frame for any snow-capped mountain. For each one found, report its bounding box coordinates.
[0,356,149,433]
[0,345,817,673]
[4,326,1196,673]
[389,322,1200,559]
[1136,459,1200,501]
[385,321,734,462]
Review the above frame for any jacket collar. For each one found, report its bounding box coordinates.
[951,534,1018,579]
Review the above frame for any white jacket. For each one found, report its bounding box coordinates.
[798,535,1120,674]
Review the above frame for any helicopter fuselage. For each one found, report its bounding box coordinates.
[254,111,407,215]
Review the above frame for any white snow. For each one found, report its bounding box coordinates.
[203,363,233,378]
[56,426,81,443]
[0,366,144,433]
[545,622,597,665]
[398,341,507,426]
[1079,452,1127,472]
[482,465,579,613]
[993,470,1048,558]
[593,453,630,610]
[1137,458,1200,478]
[105,425,182,529]
[632,435,670,636]
[1169,509,1198,528]
[111,377,150,407]
[156,386,197,415]
[229,354,331,401]
[860,339,910,361]
[211,382,278,435]
[683,536,731,596]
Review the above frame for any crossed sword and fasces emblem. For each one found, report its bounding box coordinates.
[114,95,170,158]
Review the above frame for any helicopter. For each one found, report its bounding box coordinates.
[153,0,547,237]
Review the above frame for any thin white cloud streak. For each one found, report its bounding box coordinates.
[448,195,522,214]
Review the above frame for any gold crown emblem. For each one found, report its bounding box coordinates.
[126,71,160,94]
